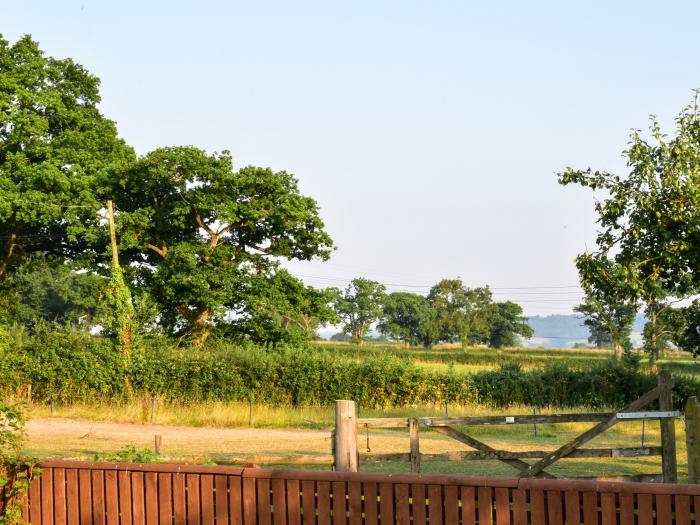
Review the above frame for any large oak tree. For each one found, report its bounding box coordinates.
[109,146,334,345]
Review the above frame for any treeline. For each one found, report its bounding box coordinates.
[0,35,535,351]
[332,278,533,348]
[1,325,697,409]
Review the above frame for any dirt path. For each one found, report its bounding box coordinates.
[26,416,464,464]
[26,417,336,462]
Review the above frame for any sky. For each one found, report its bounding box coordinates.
[3,1,700,315]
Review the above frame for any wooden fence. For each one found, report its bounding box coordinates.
[7,460,700,524]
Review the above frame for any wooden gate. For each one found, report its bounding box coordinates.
[346,372,679,482]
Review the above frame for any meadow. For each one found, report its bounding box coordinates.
[20,342,700,480]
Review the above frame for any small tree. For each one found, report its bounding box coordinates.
[559,94,700,360]
[573,257,637,359]
[488,301,533,348]
[234,269,338,344]
[378,291,438,347]
[333,278,386,344]
[428,279,493,347]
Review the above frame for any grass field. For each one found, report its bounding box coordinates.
[24,344,699,480]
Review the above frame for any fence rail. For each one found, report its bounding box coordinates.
[7,460,700,524]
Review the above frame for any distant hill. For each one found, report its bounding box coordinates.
[526,313,645,348]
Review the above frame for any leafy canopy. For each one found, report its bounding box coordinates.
[0,34,133,281]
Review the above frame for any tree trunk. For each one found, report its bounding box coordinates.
[191,308,211,348]
[613,340,623,361]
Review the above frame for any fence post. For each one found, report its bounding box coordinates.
[409,418,421,474]
[686,396,700,484]
[658,371,677,483]
[154,435,162,455]
[334,400,358,472]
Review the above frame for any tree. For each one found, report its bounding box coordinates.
[666,300,700,356]
[0,34,134,282]
[0,254,106,328]
[378,292,438,347]
[559,94,700,359]
[488,301,533,348]
[332,278,386,344]
[572,257,637,359]
[427,279,493,346]
[109,146,334,346]
[233,269,338,344]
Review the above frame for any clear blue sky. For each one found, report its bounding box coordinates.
[4,1,700,314]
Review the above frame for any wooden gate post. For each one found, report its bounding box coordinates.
[685,396,700,484]
[658,371,677,483]
[409,418,421,473]
[334,400,358,472]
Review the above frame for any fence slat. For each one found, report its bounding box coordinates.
[242,477,256,525]
[511,489,526,525]
[53,468,66,525]
[41,467,53,525]
[78,469,92,525]
[655,494,672,525]
[332,481,346,525]
[675,494,691,525]
[346,482,361,525]
[186,474,201,525]
[172,473,186,525]
[131,472,145,525]
[301,480,316,525]
[201,475,215,525]
[565,490,581,525]
[530,489,546,525]
[427,485,443,525]
[316,481,331,525]
[546,491,563,525]
[229,476,243,525]
[600,493,616,525]
[215,475,229,525]
[637,493,653,525]
[410,484,426,525]
[444,485,459,525]
[256,479,271,525]
[158,473,172,525]
[363,482,377,525]
[145,472,158,525]
[583,491,599,525]
[617,492,632,525]
[495,487,511,525]
[105,470,119,525]
[378,482,393,525]
[394,484,409,525]
[92,470,106,525]
[287,479,301,525]
[478,486,493,525]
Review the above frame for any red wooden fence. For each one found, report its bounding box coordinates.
[6,460,700,524]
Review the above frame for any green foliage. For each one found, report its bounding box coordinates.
[0,255,107,328]
[0,401,39,525]
[332,278,386,344]
[0,34,134,282]
[560,93,700,358]
[1,329,696,410]
[428,279,493,346]
[231,269,338,345]
[488,301,533,348]
[108,147,334,345]
[94,444,158,463]
[573,258,637,358]
[378,292,437,347]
